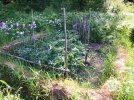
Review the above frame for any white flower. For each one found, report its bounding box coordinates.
[8,28,11,30]
[16,22,19,27]
[125,87,130,93]
[20,31,24,35]
[5,32,9,34]
[10,21,12,23]
[11,24,13,28]
[38,60,41,66]
[29,24,31,27]
[128,80,134,84]
[23,24,25,28]
[16,31,20,34]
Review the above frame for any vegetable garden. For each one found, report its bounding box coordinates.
[0,0,134,100]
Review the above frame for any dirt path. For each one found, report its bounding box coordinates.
[86,47,128,100]
[81,43,104,86]
[113,47,128,74]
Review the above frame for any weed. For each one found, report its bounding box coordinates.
[100,46,117,83]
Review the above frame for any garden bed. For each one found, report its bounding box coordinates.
[1,31,85,73]
[1,30,113,82]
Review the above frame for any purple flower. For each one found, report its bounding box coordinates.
[0,21,7,29]
[31,21,37,29]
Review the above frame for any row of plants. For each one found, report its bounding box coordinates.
[12,30,85,73]
[0,9,124,44]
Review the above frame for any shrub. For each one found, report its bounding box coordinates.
[105,0,134,13]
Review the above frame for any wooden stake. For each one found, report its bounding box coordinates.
[88,8,91,44]
[62,8,68,77]
[31,9,35,47]
[84,9,91,65]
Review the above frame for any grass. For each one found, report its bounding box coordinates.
[111,16,134,99]
[0,90,22,100]
[118,44,134,99]
[0,54,92,100]
[0,32,12,46]
[116,73,134,100]
[100,45,117,84]
[0,79,22,100]
[115,58,134,100]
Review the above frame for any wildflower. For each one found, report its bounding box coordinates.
[16,31,20,34]
[49,20,51,24]
[8,28,11,30]
[16,22,19,27]
[29,24,31,27]
[125,87,130,93]
[1,21,7,29]
[31,21,37,29]
[23,24,25,28]
[5,32,9,35]
[20,31,24,35]
[38,60,41,66]
[9,21,12,23]
[11,24,14,28]
[128,80,134,84]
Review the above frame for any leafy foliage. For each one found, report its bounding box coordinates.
[13,30,84,71]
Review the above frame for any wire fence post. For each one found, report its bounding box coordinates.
[62,8,68,77]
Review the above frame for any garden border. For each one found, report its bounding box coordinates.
[0,51,70,72]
